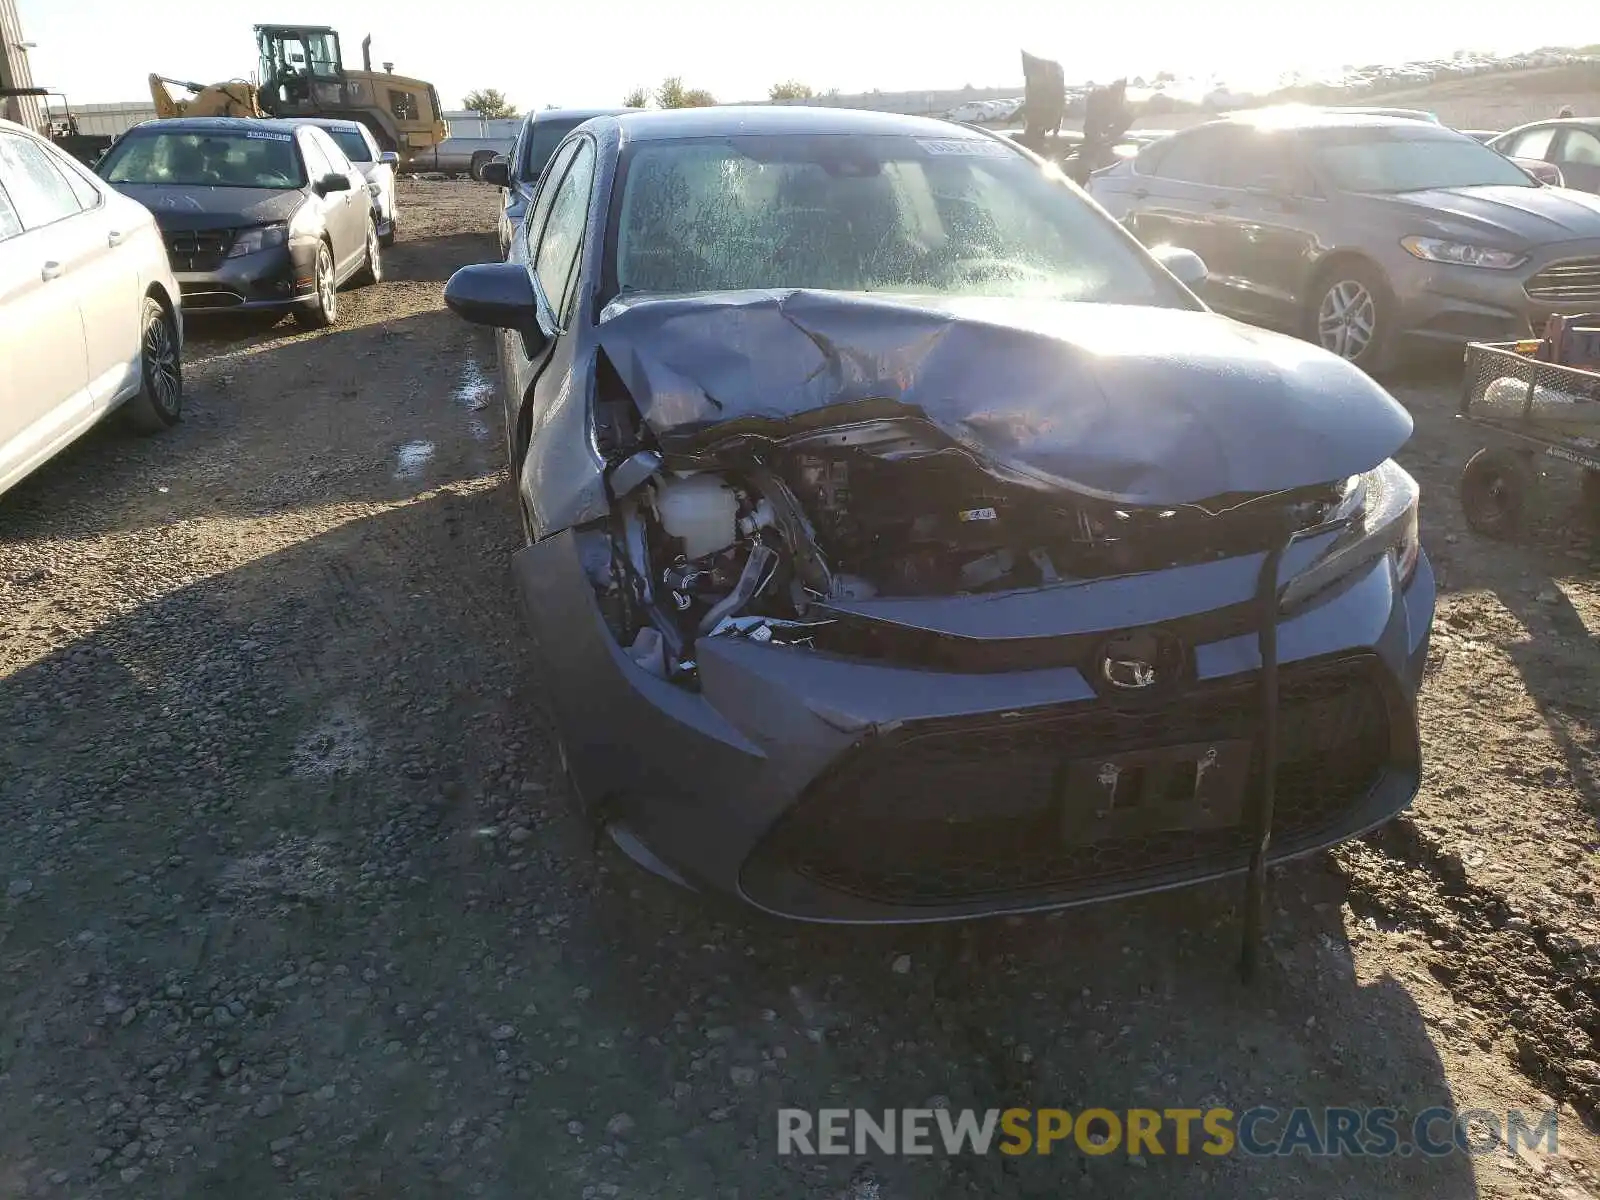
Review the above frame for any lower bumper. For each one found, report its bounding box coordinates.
[171,245,313,312]
[514,528,1435,924]
[1395,261,1600,350]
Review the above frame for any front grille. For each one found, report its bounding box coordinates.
[163,229,234,272]
[749,654,1396,906]
[1525,256,1600,304]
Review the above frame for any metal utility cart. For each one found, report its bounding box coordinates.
[1456,336,1600,538]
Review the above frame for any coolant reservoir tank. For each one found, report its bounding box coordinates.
[653,474,739,561]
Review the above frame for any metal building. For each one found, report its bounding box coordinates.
[0,0,44,132]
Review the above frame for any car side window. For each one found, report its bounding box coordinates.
[1213,131,1278,189]
[533,138,596,327]
[0,181,22,241]
[300,134,333,182]
[522,140,579,257]
[1505,127,1556,159]
[41,141,103,210]
[1147,131,1220,184]
[316,131,355,174]
[0,132,85,230]
[1558,128,1600,166]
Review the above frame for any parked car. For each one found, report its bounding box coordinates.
[0,116,183,499]
[96,116,382,327]
[443,106,1434,925]
[1490,118,1600,193]
[481,108,633,259]
[273,117,400,246]
[398,135,515,180]
[1089,111,1600,371]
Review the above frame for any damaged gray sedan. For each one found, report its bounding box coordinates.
[444,107,1436,929]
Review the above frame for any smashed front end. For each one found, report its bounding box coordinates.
[513,291,1435,923]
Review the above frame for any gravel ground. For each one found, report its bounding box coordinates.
[1,179,1598,1199]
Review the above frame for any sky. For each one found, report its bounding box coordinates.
[13,0,1596,111]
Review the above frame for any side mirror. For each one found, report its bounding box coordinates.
[444,262,548,352]
[480,160,510,188]
[317,172,352,194]
[1148,244,1208,288]
[379,150,400,167]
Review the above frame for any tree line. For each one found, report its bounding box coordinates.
[461,80,837,119]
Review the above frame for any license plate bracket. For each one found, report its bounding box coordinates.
[1060,738,1252,844]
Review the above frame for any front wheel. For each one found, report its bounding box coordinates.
[1306,261,1395,374]
[121,297,182,434]
[294,242,339,330]
[469,151,496,182]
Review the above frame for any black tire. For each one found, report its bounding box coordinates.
[1459,447,1533,539]
[352,218,383,287]
[1582,469,1600,529]
[294,242,339,330]
[1305,259,1396,375]
[469,151,496,182]
[121,297,182,435]
[379,213,396,249]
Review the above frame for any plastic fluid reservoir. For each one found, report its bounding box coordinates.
[654,474,740,561]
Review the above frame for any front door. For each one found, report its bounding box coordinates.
[0,131,91,472]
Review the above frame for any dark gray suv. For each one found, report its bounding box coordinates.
[1089,112,1600,371]
[482,108,633,258]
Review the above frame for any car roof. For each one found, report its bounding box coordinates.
[525,107,634,127]
[608,104,1003,143]
[1203,109,1463,135]
[123,115,299,135]
[269,116,365,133]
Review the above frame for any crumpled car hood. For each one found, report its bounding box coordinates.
[596,289,1413,506]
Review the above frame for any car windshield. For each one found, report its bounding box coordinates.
[98,129,305,189]
[518,119,585,182]
[1310,129,1536,192]
[327,129,372,162]
[610,133,1183,304]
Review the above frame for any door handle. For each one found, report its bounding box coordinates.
[1210,198,1232,210]
[40,261,63,281]
[107,229,127,247]
[1132,187,1148,200]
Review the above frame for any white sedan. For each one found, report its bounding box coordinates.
[280,118,401,246]
[0,117,183,500]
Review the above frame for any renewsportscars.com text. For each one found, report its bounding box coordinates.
[777,1106,1560,1158]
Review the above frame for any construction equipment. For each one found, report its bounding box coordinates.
[147,26,447,165]
[0,85,114,164]
[1017,50,1134,184]
[148,76,264,120]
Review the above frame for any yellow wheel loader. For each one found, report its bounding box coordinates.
[147,25,447,166]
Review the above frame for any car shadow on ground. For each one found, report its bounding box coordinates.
[0,486,1483,1199]
[382,232,500,283]
[0,311,500,545]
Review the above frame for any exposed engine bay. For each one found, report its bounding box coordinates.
[587,418,1353,685]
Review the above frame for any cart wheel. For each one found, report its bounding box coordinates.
[1582,469,1600,529]
[1459,447,1533,539]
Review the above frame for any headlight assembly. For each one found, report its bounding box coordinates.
[1400,236,1526,270]
[1279,459,1420,614]
[227,223,289,258]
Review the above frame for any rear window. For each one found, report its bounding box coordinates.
[517,119,585,183]
[328,129,372,162]
[98,129,305,189]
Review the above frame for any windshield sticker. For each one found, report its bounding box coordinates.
[916,137,1011,158]
[245,131,293,142]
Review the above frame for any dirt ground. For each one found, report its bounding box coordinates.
[1,179,1598,1200]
